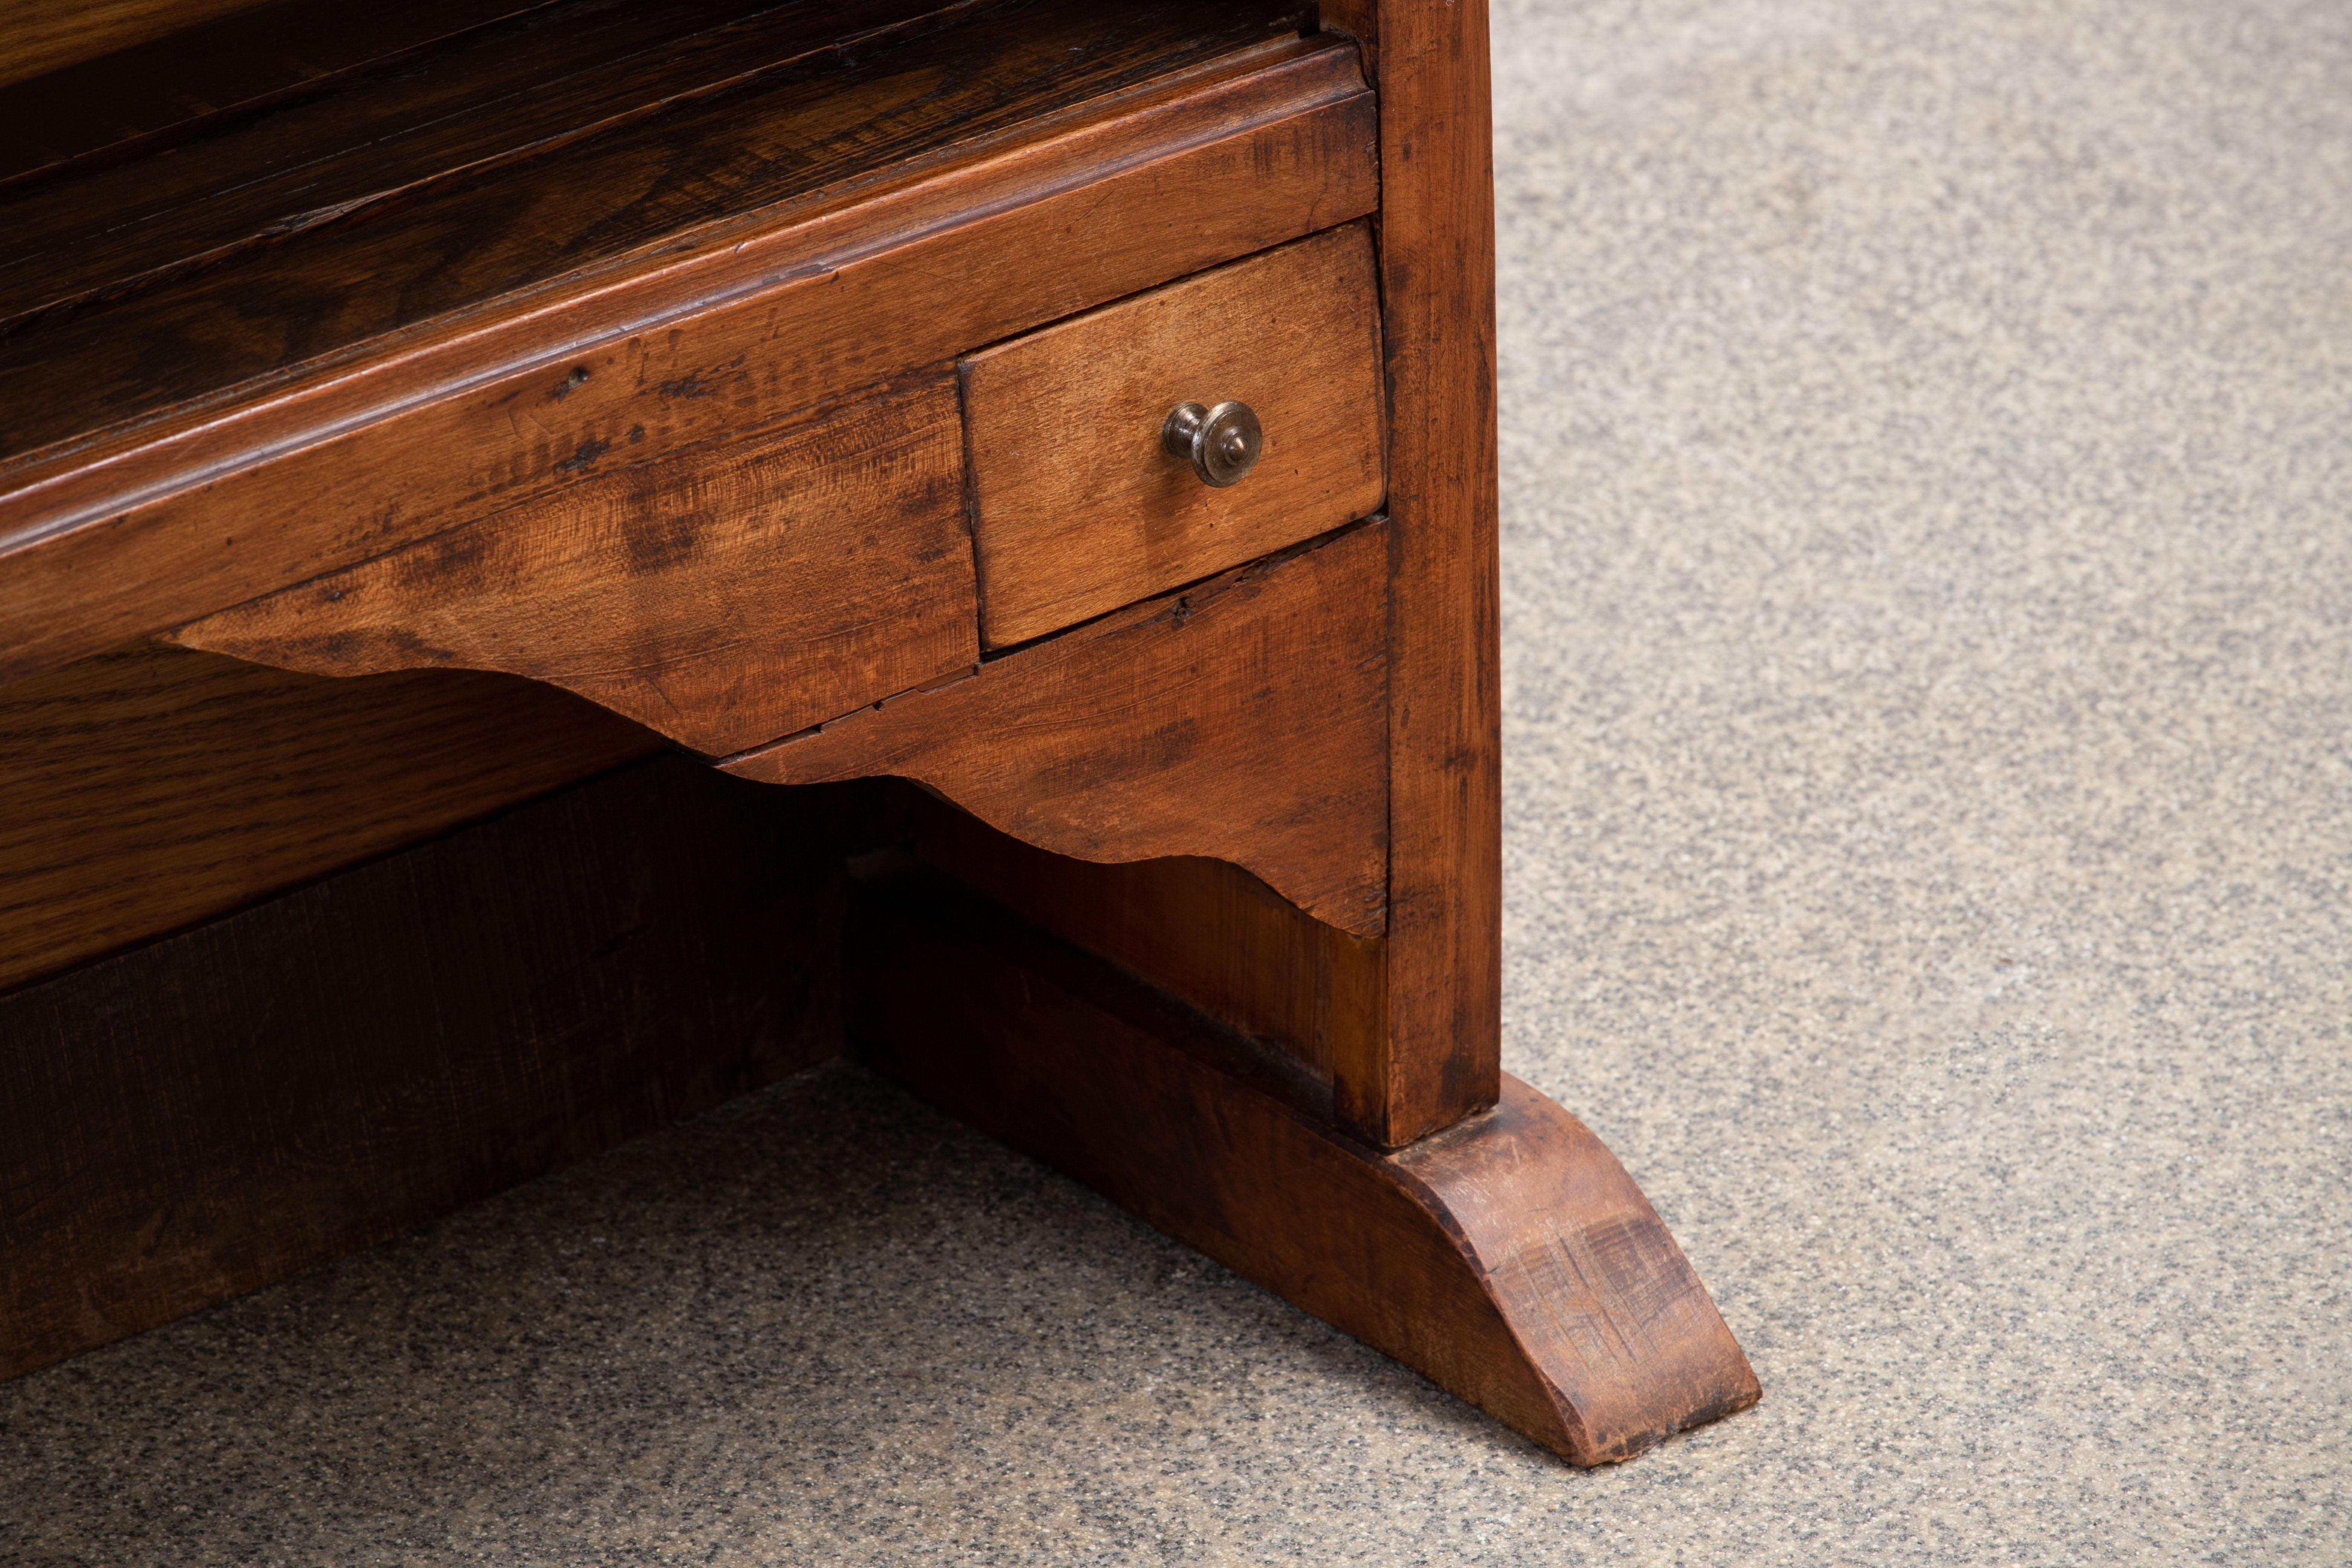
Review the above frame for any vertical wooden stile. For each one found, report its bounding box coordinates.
[1327,0,1504,1147]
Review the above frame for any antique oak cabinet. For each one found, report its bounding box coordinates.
[0,0,1756,1463]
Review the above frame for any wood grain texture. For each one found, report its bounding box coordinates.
[962,219,1384,645]
[1314,0,1376,77]
[0,0,550,187]
[1361,0,1505,1145]
[0,0,980,322]
[0,643,658,996]
[909,792,1382,1101]
[727,521,1389,938]
[0,0,275,90]
[0,38,1374,686]
[173,376,975,757]
[847,865,1761,1465]
[0,755,870,1382]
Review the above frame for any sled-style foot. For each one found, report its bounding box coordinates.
[847,865,1759,1464]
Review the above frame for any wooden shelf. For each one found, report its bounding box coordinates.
[0,0,1317,464]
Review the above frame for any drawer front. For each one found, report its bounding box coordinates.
[174,377,975,757]
[960,222,1386,648]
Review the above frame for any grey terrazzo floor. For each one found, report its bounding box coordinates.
[6,0,2350,1561]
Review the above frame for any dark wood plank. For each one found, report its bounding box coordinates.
[727,521,1390,938]
[0,755,876,1383]
[172,375,974,756]
[909,793,1383,1095]
[847,862,1762,1465]
[961,219,1384,645]
[0,642,659,996]
[0,0,553,186]
[1361,0,1505,1145]
[0,0,982,317]
[0,38,1374,686]
[0,0,1317,458]
[0,0,273,92]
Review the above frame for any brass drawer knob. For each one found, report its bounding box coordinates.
[1162,400,1263,488]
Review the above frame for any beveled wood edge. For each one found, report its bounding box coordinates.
[848,861,1761,1465]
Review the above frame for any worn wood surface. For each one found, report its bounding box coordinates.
[0,0,549,185]
[174,376,974,756]
[729,521,1389,938]
[910,794,1382,1102]
[962,220,1384,646]
[1353,0,1505,1145]
[0,33,1372,686]
[847,864,1762,1465]
[0,642,658,997]
[0,755,872,1383]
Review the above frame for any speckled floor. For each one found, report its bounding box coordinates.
[6,1,2349,1562]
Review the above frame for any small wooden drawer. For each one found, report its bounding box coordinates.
[959,222,1386,647]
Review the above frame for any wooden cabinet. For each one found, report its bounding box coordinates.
[0,0,1756,1467]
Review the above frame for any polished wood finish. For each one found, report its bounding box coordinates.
[174,376,974,756]
[962,221,1384,646]
[1355,0,1505,1147]
[0,32,1372,686]
[729,522,1389,938]
[848,864,1762,1465]
[0,642,657,996]
[0,756,870,1383]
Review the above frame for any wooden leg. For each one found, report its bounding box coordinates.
[847,860,1759,1465]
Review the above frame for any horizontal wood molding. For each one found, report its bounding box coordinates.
[727,521,1390,938]
[173,375,976,756]
[0,642,659,996]
[848,866,1761,1465]
[962,219,1385,646]
[0,756,873,1381]
[0,35,1373,686]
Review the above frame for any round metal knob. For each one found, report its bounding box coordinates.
[1161,400,1263,488]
